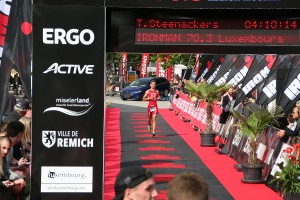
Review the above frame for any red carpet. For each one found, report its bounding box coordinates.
[159,108,281,200]
[104,108,121,200]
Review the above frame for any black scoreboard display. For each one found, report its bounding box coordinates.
[135,18,299,46]
[106,0,300,53]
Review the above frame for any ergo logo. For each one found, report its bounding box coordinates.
[43,28,94,45]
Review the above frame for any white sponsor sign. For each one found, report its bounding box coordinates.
[41,166,93,193]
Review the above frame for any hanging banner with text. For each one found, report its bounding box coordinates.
[32,3,105,200]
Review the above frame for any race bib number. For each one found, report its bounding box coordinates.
[150,107,157,112]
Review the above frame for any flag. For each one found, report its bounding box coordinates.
[257,55,294,106]
[140,53,149,78]
[235,55,277,105]
[277,55,300,113]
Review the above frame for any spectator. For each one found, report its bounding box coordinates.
[167,171,209,200]
[113,166,158,200]
[218,86,234,124]
[277,105,300,143]
[239,97,260,120]
[3,99,30,123]
[0,122,8,136]
[19,117,31,154]
[2,92,16,121]
[6,121,28,179]
[0,136,26,200]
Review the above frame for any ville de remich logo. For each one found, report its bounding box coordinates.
[43,97,93,116]
[42,131,56,148]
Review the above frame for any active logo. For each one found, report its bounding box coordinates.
[43,63,94,74]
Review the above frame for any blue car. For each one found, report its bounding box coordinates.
[120,77,170,100]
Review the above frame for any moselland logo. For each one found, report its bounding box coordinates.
[43,97,93,116]
[43,63,94,74]
[42,130,94,148]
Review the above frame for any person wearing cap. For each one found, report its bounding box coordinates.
[143,80,160,137]
[113,166,158,200]
[3,99,30,123]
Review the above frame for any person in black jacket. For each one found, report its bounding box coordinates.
[277,106,300,143]
[218,86,234,124]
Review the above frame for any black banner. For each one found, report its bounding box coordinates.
[257,55,294,106]
[211,55,240,86]
[0,0,31,119]
[226,55,255,88]
[195,55,216,83]
[203,55,224,81]
[106,0,300,9]
[277,55,300,113]
[32,3,105,200]
[235,55,277,105]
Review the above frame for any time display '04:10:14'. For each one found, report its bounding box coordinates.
[244,20,298,29]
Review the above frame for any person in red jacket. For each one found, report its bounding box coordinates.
[143,80,160,137]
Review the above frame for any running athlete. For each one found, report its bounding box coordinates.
[143,80,160,137]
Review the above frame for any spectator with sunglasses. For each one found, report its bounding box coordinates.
[113,166,158,200]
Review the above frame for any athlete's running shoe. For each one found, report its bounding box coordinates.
[152,132,156,137]
[148,125,151,132]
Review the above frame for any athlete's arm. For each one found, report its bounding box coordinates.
[143,90,149,101]
[156,90,161,100]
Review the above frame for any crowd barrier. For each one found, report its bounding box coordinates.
[171,93,296,190]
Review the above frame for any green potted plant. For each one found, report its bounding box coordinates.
[232,105,283,183]
[270,143,300,199]
[185,81,231,146]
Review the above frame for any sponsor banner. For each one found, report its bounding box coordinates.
[203,55,224,81]
[195,55,215,83]
[235,55,277,105]
[32,4,104,200]
[212,55,245,86]
[257,55,294,106]
[0,0,31,118]
[156,57,165,77]
[277,55,300,113]
[195,53,200,77]
[41,167,93,193]
[167,66,173,81]
[226,55,255,88]
[140,53,149,78]
[119,53,128,82]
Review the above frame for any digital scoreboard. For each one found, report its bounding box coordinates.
[135,19,300,46]
[107,8,300,53]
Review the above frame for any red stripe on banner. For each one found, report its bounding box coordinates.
[143,162,186,169]
[131,117,149,120]
[141,154,180,160]
[136,134,166,138]
[132,121,148,124]
[138,140,170,144]
[154,174,176,182]
[132,125,157,129]
[139,146,175,151]
[130,112,145,115]
[134,129,162,133]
